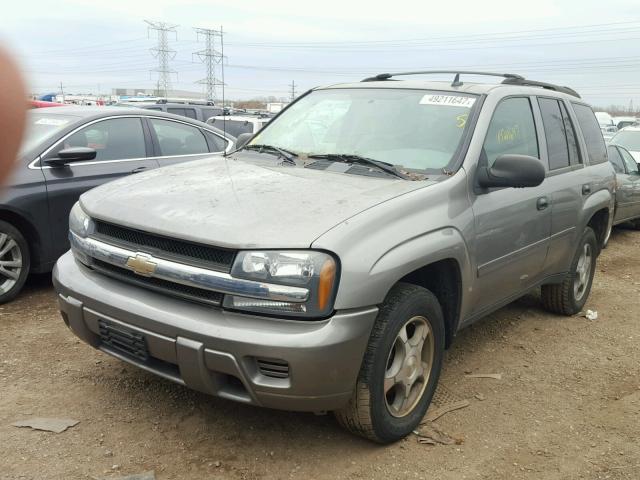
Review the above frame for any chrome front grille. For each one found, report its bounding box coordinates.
[93,220,236,272]
[92,259,223,306]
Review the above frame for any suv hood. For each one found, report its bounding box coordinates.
[80,156,432,249]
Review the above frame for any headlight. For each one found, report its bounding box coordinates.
[223,250,339,318]
[69,202,94,265]
[69,202,93,238]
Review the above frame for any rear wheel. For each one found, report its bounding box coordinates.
[0,220,29,304]
[541,227,597,315]
[334,283,445,443]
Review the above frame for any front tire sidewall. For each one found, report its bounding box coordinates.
[368,287,445,442]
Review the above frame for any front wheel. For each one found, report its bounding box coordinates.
[334,283,445,443]
[541,226,597,315]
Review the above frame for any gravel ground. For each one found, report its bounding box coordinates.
[1,228,639,480]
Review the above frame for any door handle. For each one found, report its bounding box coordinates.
[582,184,591,195]
[537,197,549,211]
[131,166,149,174]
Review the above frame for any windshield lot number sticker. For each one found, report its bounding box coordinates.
[420,95,476,108]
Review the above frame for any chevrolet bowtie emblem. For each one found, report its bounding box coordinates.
[125,253,157,276]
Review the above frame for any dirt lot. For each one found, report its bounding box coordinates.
[1,229,639,480]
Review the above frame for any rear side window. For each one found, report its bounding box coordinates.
[167,108,186,117]
[149,119,209,156]
[572,104,608,164]
[538,98,570,170]
[204,130,228,152]
[607,145,625,173]
[483,97,539,167]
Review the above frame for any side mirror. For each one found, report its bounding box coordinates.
[477,154,545,189]
[235,133,253,150]
[45,147,97,166]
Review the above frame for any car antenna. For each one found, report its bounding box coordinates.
[451,73,463,87]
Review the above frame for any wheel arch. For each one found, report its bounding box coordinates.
[398,258,462,349]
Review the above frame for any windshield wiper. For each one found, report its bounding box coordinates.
[243,144,297,165]
[306,153,407,179]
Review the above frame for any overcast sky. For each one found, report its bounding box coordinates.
[2,0,639,107]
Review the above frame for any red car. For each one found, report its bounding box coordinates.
[29,100,67,108]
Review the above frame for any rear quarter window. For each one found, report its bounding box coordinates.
[572,103,608,165]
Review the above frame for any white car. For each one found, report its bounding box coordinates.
[206,115,271,138]
[611,126,640,163]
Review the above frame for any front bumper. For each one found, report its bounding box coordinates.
[53,251,378,411]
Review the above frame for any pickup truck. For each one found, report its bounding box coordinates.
[53,71,615,443]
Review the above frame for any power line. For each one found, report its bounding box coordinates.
[193,27,225,102]
[145,20,178,97]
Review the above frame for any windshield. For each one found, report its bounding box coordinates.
[612,130,640,151]
[22,112,80,153]
[250,88,478,172]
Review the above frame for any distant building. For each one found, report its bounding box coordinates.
[266,102,289,113]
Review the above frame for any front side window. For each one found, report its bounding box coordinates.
[572,104,608,164]
[203,130,228,152]
[619,146,639,173]
[149,119,209,156]
[250,88,479,172]
[482,97,539,167]
[52,117,146,161]
[608,145,625,173]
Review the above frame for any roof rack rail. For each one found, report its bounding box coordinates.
[360,70,581,98]
[500,77,581,98]
[361,70,524,84]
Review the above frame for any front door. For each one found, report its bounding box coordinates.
[41,116,158,260]
[471,97,551,310]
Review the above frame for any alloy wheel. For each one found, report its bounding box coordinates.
[384,315,435,418]
[573,243,592,302]
[0,233,23,294]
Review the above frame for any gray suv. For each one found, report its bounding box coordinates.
[53,71,615,443]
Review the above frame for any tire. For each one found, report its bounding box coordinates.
[334,283,445,443]
[0,220,29,304]
[541,226,597,315]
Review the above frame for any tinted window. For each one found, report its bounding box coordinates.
[204,130,228,152]
[167,108,185,117]
[483,97,539,167]
[560,102,581,164]
[56,118,146,161]
[149,119,209,156]
[608,145,625,173]
[572,104,608,164]
[146,106,162,111]
[539,98,569,170]
[183,108,197,119]
[619,146,638,173]
[221,119,254,138]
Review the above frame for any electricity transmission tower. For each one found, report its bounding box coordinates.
[289,80,297,102]
[193,27,225,102]
[145,20,178,97]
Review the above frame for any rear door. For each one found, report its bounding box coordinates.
[41,116,158,260]
[471,96,551,308]
[536,97,587,275]
[146,117,229,167]
[608,145,633,223]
